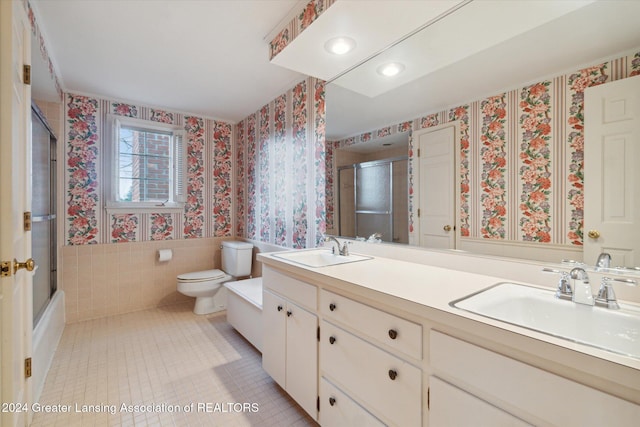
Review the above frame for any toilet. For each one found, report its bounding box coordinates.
[177,241,253,314]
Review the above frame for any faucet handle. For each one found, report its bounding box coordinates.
[542,268,572,300]
[595,277,637,309]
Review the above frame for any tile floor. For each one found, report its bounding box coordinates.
[31,303,317,426]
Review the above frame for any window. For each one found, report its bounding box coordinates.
[107,115,185,211]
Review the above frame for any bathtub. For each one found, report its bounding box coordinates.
[32,290,65,403]
[225,278,263,352]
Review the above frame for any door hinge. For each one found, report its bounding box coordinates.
[25,357,32,378]
[23,65,31,85]
[417,208,421,218]
[427,386,430,410]
[317,396,320,412]
[0,261,11,277]
[317,326,320,342]
[23,212,31,231]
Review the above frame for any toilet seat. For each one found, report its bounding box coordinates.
[177,269,226,283]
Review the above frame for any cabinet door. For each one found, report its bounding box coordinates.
[262,290,286,388]
[286,301,318,419]
[429,376,531,427]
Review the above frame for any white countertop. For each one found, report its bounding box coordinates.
[258,250,640,376]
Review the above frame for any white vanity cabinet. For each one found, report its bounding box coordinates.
[320,289,422,427]
[429,330,640,427]
[262,267,318,420]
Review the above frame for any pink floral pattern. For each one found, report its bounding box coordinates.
[246,114,257,239]
[520,82,552,243]
[111,214,138,243]
[183,116,205,238]
[270,29,289,59]
[299,0,323,31]
[360,132,372,143]
[325,140,336,232]
[259,105,271,241]
[150,213,173,240]
[314,79,327,245]
[292,81,308,248]
[150,109,174,124]
[449,105,470,237]
[420,114,439,128]
[480,95,507,239]
[112,103,138,117]
[398,121,412,133]
[378,127,391,138]
[66,95,99,245]
[212,121,233,236]
[567,63,608,245]
[274,95,287,246]
[236,120,246,237]
[630,52,640,77]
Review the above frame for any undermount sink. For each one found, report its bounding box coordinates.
[271,248,372,268]
[451,282,640,359]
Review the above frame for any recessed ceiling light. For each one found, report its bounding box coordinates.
[324,37,356,55]
[377,62,405,77]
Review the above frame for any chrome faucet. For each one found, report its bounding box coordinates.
[542,268,572,300]
[324,236,350,256]
[570,267,594,306]
[595,276,638,309]
[596,252,612,270]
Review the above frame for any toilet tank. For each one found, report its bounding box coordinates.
[222,241,254,277]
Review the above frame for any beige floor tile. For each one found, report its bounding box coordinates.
[31,303,317,427]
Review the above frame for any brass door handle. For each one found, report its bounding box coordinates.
[13,258,35,274]
[443,225,452,232]
[588,230,601,239]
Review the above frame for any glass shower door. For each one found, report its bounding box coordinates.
[355,162,392,241]
[31,107,57,325]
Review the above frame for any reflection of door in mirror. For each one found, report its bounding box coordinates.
[415,126,456,249]
[585,75,640,268]
[336,145,408,243]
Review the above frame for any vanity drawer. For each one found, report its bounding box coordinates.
[263,266,317,310]
[320,377,386,427]
[321,320,421,427]
[320,289,422,359]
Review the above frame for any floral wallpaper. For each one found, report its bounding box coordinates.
[520,82,552,243]
[329,49,640,247]
[212,121,233,237]
[235,77,326,249]
[480,95,508,239]
[66,96,100,245]
[64,94,234,245]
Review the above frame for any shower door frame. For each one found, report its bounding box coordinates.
[338,156,408,242]
[31,104,57,326]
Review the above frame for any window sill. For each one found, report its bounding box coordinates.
[106,203,184,215]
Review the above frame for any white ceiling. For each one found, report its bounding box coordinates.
[30,0,640,140]
[30,0,306,123]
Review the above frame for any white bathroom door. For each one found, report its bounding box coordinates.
[417,126,456,249]
[0,1,33,426]
[584,75,640,268]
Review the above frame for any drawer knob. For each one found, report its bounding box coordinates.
[329,397,336,406]
[277,305,283,312]
[329,303,337,311]
[286,310,292,317]
[388,369,398,380]
[329,336,336,345]
[388,329,398,340]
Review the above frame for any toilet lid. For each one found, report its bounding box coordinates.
[177,269,226,282]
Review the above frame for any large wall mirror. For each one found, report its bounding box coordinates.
[325,0,640,269]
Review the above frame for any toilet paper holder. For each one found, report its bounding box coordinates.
[158,249,172,262]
